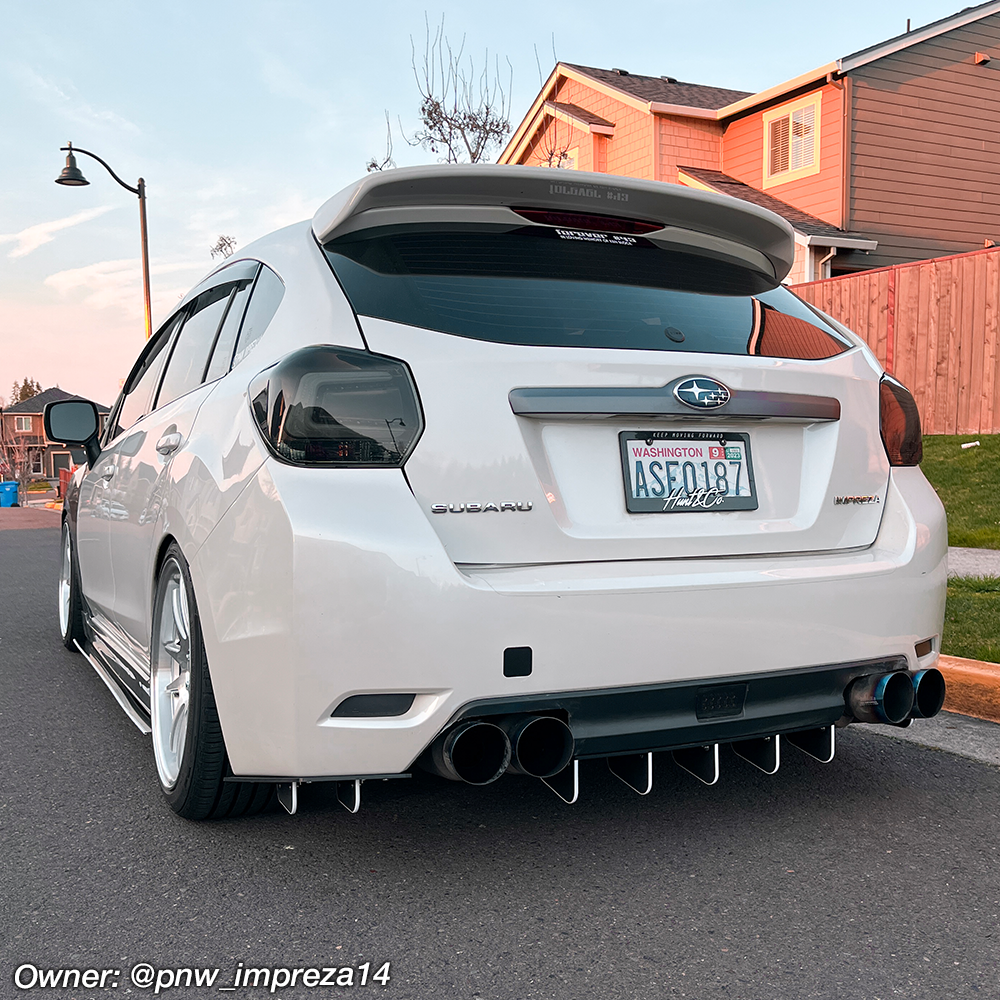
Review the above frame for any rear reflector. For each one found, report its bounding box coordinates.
[879,376,922,466]
[332,694,415,718]
[512,207,662,235]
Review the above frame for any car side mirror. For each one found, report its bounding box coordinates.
[44,399,102,466]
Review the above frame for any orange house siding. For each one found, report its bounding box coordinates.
[517,77,658,179]
[722,84,844,227]
[521,117,595,170]
[657,116,722,183]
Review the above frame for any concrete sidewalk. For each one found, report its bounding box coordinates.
[948,545,1000,577]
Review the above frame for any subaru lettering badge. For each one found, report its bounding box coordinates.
[673,376,731,409]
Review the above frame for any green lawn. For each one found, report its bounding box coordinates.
[911,437,1000,661]
[942,576,1000,662]
[920,434,1000,549]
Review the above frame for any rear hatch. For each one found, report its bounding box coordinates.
[314,171,889,566]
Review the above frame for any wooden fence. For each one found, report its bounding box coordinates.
[793,245,1000,435]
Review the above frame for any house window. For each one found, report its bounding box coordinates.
[30,451,42,475]
[763,95,821,188]
[14,416,32,432]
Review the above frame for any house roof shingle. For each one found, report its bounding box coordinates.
[5,387,110,414]
[676,168,878,250]
[563,64,753,111]
[545,101,615,130]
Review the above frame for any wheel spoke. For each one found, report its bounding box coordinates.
[169,700,188,754]
[165,674,186,694]
[151,560,198,793]
[171,583,190,642]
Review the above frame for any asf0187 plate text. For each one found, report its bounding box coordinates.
[619,431,758,513]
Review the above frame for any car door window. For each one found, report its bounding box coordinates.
[156,285,232,409]
[231,266,285,369]
[109,312,184,440]
[203,271,257,383]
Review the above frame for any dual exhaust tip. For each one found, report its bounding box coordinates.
[847,668,946,725]
[424,714,574,786]
[424,667,945,785]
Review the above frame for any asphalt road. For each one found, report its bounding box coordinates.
[2,526,999,1000]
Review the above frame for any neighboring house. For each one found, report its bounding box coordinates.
[499,0,1000,282]
[0,387,109,480]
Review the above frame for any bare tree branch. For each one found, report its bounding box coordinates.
[366,112,396,172]
[210,235,237,260]
[399,14,513,164]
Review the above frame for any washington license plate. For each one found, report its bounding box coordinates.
[619,431,758,513]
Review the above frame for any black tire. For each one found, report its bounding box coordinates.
[150,542,272,820]
[58,520,86,651]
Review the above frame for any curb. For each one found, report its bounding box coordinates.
[938,654,1000,724]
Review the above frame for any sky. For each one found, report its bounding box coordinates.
[0,0,969,407]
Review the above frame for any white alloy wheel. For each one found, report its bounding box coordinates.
[58,520,85,650]
[58,523,72,639]
[150,557,192,790]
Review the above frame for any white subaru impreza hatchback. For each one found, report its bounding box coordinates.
[48,165,947,820]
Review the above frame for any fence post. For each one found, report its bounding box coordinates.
[885,267,896,375]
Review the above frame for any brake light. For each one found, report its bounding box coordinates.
[249,346,423,467]
[879,376,922,466]
[512,208,662,234]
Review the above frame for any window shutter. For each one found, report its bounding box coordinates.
[790,104,816,170]
[768,117,790,176]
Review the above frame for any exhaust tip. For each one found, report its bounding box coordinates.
[431,720,511,785]
[848,670,914,725]
[504,715,575,778]
[911,668,946,719]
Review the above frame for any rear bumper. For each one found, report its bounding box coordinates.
[192,462,946,778]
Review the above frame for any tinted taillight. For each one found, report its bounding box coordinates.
[879,376,922,466]
[249,346,423,467]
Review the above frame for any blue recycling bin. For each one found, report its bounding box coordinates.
[0,481,19,507]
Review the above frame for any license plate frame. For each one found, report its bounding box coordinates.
[619,430,758,513]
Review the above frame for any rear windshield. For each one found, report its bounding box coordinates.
[322,225,851,358]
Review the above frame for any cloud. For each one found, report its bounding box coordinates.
[12,65,141,135]
[0,206,115,258]
[44,257,209,322]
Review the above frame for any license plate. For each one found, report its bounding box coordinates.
[619,431,758,513]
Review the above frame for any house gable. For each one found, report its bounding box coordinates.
[501,63,735,181]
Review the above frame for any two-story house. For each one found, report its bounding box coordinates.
[1,387,109,481]
[500,0,1000,284]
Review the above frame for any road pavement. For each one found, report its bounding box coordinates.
[2,526,999,1000]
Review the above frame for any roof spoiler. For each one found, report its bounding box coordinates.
[311,165,795,282]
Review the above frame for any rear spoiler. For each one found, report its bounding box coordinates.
[311,165,795,282]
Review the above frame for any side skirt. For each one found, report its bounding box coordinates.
[74,639,151,735]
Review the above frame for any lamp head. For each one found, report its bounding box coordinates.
[55,145,89,186]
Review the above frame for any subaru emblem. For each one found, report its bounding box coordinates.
[673,377,731,409]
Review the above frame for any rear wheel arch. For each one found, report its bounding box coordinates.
[149,540,272,819]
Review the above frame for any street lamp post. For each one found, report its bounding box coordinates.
[55,142,152,340]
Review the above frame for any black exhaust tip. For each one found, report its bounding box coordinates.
[426,720,511,785]
[503,715,575,778]
[911,668,946,719]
